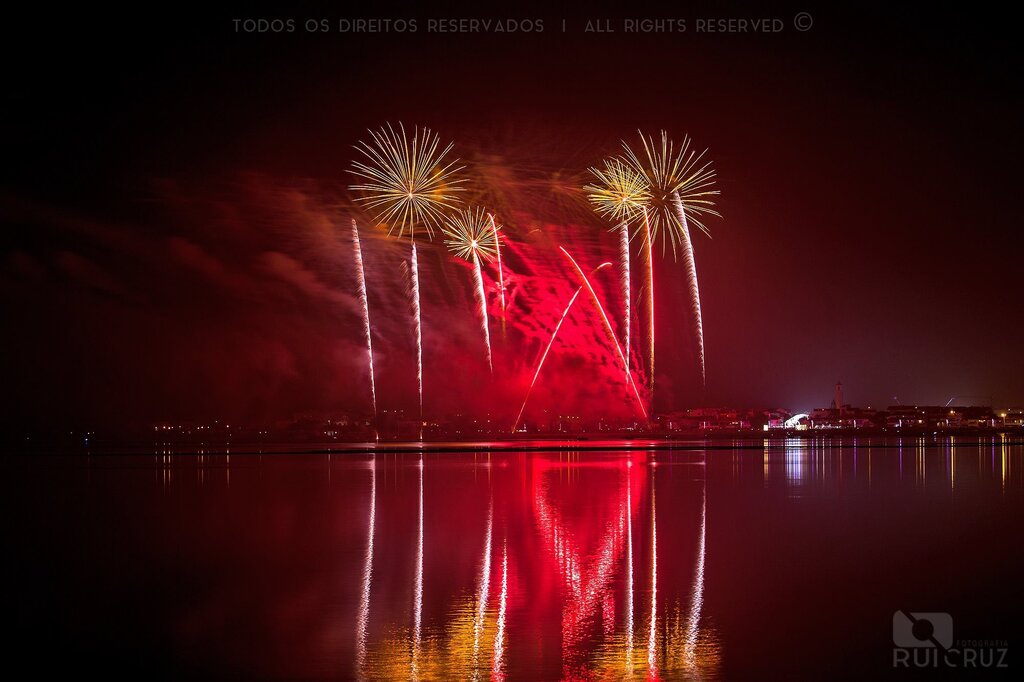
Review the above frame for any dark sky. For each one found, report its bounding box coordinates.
[2,2,1022,430]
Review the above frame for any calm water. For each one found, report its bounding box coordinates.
[5,437,1023,679]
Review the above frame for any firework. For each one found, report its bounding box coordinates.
[560,247,648,420]
[349,122,466,239]
[584,157,655,390]
[618,130,721,390]
[584,158,651,224]
[350,123,466,423]
[511,263,611,434]
[442,207,498,372]
[410,243,423,422]
[585,158,650,383]
[351,220,377,420]
[619,130,719,250]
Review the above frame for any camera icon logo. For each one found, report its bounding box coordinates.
[893,611,953,648]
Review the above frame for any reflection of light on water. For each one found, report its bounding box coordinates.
[412,455,424,680]
[360,452,722,680]
[472,501,493,677]
[763,440,769,487]
[647,476,657,678]
[684,469,706,667]
[625,464,634,669]
[949,437,956,493]
[1002,435,1008,493]
[355,455,375,680]
[785,439,807,490]
[492,539,508,681]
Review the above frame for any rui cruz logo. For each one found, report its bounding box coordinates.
[892,610,1009,669]
[893,611,953,648]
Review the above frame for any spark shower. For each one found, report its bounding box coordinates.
[347,123,720,430]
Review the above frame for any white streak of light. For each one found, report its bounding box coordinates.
[492,539,509,681]
[355,456,376,679]
[352,220,377,417]
[672,192,706,387]
[472,252,493,373]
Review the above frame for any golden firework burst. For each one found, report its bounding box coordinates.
[584,158,652,227]
[441,206,499,262]
[349,122,466,239]
[620,130,720,250]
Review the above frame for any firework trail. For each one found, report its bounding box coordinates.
[641,207,655,392]
[560,247,648,420]
[511,262,611,433]
[672,193,706,387]
[351,220,377,418]
[410,242,424,420]
[472,252,492,372]
[443,207,499,373]
[488,212,506,313]
[619,222,631,379]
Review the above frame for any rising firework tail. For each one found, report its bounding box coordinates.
[672,194,706,387]
[619,222,631,380]
[410,242,423,423]
[351,220,378,424]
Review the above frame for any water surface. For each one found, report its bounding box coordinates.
[5,437,1022,679]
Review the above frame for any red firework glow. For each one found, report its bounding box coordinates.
[559,247,649,421]
[511,262,612,434]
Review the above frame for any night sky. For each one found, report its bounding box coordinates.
[2,2,1022,431]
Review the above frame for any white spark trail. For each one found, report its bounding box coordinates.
[351,220,377,418]
[488,213,505,313]
[672,192,706,387]
[641,208,655,394]
[472,252,493,373]
[410,242,424,423]
[619,221,631,379]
